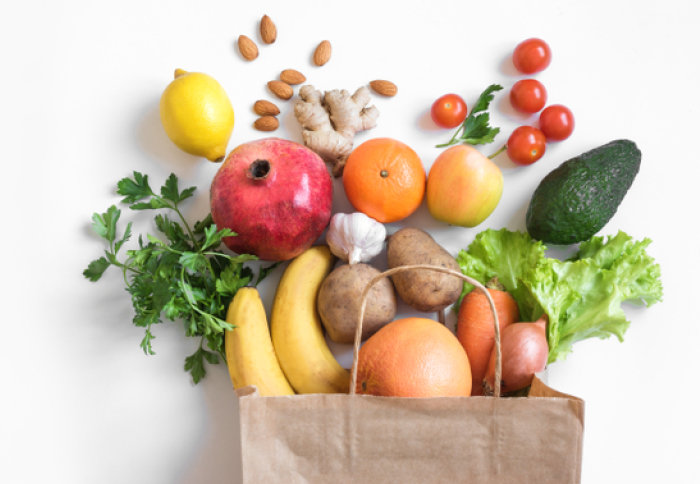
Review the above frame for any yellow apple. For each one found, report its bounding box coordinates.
[426,145,503,227]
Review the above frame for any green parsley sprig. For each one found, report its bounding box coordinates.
[84,171,269,384]
[437,84,503,148]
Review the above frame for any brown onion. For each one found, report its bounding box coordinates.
[484,315,548,394]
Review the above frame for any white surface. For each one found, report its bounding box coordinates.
[2,0,698,482]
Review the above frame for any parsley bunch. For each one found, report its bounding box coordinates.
[84,171,267,383]
[437,84,503,148]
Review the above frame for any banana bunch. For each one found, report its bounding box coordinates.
[224,245,349,396]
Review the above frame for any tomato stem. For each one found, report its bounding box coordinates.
[488,144,507,159]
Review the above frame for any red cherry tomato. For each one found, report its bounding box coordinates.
[539,104,575,141]
[431,93,468,128]
[507,126,546,165]
[510,79,547,113]
[513,38,552,74]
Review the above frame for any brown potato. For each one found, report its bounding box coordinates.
[386,227,462,312]
[317,263,397,344]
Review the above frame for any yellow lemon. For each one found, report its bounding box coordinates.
[159,69,235,162]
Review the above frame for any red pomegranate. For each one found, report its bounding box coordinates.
[210,138,333,261]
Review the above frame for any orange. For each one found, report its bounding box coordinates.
[355,317,472,397]
[342,138,426,223]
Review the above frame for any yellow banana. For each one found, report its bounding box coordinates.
[224,287,295,396]
[271,246,350,394]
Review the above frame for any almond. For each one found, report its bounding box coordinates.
[280,69,306,85]
[267,80,294,100]
[254,116,279,132]
[313,40,332,66]
[260,15,277,44]
[238,35,258,61]
[253,99,281,116]
[369,80,398,97]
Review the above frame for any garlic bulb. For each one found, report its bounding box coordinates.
[326,212,386,264]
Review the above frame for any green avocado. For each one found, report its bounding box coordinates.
[525,139,641,245]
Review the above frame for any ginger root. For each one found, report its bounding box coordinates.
[294,85,379,177]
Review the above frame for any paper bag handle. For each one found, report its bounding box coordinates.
[349,264,502,398]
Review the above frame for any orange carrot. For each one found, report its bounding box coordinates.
[456,281,520,396]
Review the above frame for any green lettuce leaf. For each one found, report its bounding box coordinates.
[457,229,663,364]
[456,228,546,320]
[573,231,663,305]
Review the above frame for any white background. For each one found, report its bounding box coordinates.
[2,0,698,482]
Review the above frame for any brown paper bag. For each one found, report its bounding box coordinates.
[235,265,585,483]
[236,378,583,483]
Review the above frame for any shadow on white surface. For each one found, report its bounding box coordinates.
[178,367,243,484]
[498,52,520,77]
[415,108,444,132]
[505,195,530,233]
[134,99,204,179]
[279,100,304,145]
[488,147,520,171]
